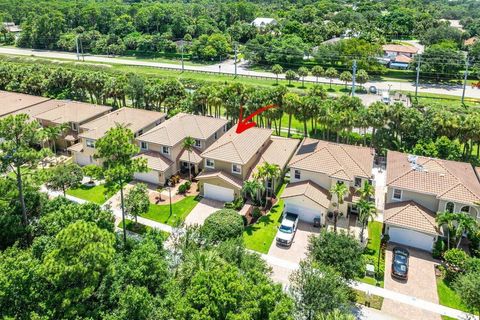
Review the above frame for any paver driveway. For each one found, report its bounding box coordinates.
[183,198,224,226]
[381,243,441,320]
[267,221,320,264]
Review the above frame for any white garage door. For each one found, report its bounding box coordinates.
[388,227,435,252]
[134,171,160,185]
[203,183,234,202]
[75,153,92,166]
[284,201,321,223]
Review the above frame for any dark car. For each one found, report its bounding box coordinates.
[391,247,409,280]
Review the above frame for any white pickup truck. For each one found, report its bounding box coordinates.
[275,212,299,247]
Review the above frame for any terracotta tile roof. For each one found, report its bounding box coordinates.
[79,108,165,140]
[196,170,244,189]
[394,54,412,63]
[133,151,173,172]
[382,44,419,54]
[34,100,112,124]
[201,125,272,165]
[384,200,441,235]
[0,91,50,117]
[247,136,300,179]
[67,142,83,153]
[464,36,478,46]
[282,181,331,208]
[386,151,480,206]
[137,113,228,146]
[288,138,374,181]
[178,147,203,164]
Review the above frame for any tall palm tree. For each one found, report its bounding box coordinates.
[183,136,195,181]
[359,181,374,201]
[436,211,456,250]
[329,182,348,233]
[42,124,68,154]
[268,163,281,197]
[357,199,377,243]
[242,179,262,203]
[283,92,300,137]
[454,213,478,248]
[254,164,269,209]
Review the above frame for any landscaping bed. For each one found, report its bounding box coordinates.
[141,195,200,226]
[66,183,117,204]
[118,219,169,239]
[359,221,385,287]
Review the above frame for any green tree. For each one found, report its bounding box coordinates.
[94,125,148,244]
[272,64,283,85]
[311,65,324,83]
[355,69,369,89]
[359,181,374,200]
[356,199,377,243]
[200,209,244,243]
[454,272,480,316]
[298,67,309,87]
[339,71,352,89]
[329,182,348,232]
[125,183,150,224]
[454,213,478,248]
[183,136,195,181]
[285,70,298,86]
[46,163,83,197]
[283,92,301,137]
[324,68,338,89]
[436,211,456,250]
[42,124,68,154]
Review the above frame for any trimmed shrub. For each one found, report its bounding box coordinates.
[200,209,244,243]
[178,184,187,194]
[433,238,446,259]
[444,249,469,280]
[252,207,262,220]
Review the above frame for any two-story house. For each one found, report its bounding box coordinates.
[33,100,112,150]
[68,107,166,166]
[281,138,375,224]
[384,151,480,252]
[0,90,50,118]
[132,113,229,185]
[196,125,299,202]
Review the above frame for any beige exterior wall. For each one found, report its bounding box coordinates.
[386,187,438,212]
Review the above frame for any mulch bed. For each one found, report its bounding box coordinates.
[244,197,278,225]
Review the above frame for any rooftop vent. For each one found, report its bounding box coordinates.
[407,154,418,164]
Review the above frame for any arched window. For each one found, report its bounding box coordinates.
[445,202,454,213]
[461,205,470,213]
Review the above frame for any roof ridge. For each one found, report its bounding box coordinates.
[337,143,370,177]
[438,182,480,202]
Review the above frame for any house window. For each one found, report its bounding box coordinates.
[392,189,402,200]
[232,164,241,174]
[446,202,455,213]
[461,205,470,213]
[140,141,148,150]
[162,146,170,154]
[354,177,362,187]
[71,123,78,131]
[86,139,95,148]
[294,170,301,179]
[214,132,218,139]
[206,159,215,169]
[195,139,201,148]
[223,125,227,132]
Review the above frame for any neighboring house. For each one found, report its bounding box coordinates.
[132,113,228,185]
[251,18,277,29]
[196,125,299,202]
[68,107,166,166]
[389,54,413,70]
[34,100,112,150]
[281,138,375,224]
[382,44,419,58]
[2,22,21,38]
[385,151,480,252]
[0,90,50,117]
[464,36,478,47]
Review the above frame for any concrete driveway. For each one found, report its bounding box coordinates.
[183,198,224,226]
[381,244,441,320]
[267,221,320,264]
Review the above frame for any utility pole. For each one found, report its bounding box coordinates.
[181,42,185,72]
[234,43,238,78]
[351,60,357,96]
[462,53,469,106]
[79,36,84,62]
[415,56,421,101]
[75,36,80,61]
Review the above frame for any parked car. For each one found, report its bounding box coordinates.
[391,247,409,280]
[381,92,391,104]
[276,212,299,247]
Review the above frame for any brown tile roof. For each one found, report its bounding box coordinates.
[384,201,441,235]
[79,107,165,140]
[137,113,228,146]
[34,100,112,124]
[247,136,300,179]
[394,54,412,63]
[464,36,478,46]
[288,138,374,181]
[282,181,331,208]
[382,44,419,54]
[196,170,244,189]
[133,151,173,172]
[0,91,50,117]
[67,142,83,153]
[386,151,480,206]
[178,147,203,164]
[201,125,272,165]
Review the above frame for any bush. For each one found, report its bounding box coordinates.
[443,249,469,280]
[252,207,262,220]
[224,197,244,210]
[185,181,192,190]
[433,238,446,259]
[178,183,187,194]
[200,209,244,243]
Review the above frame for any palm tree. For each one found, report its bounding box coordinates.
[42,124,68,154]
[183,136,195,181]
[454,213,478,248]
[357,199,377,243]
[329,182,348,233]
[436,211,456,250]
[283,92,300,137]
[268,163,281,198]
[254,164,269,209]
[359,181,374,201]
[242,179,264,204]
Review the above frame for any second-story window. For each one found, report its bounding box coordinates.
[195,139,201,148]
[214,132,218,139]
[392,189,402,200]
[141,141,148,150]
[162,146,170,154]
[223,124,227,132]
[354,177,362,187]
[294,169,301,179]
[232,164,241,174]
[86,139,95,148]
[206,159,215,168]
[71,123,78,131]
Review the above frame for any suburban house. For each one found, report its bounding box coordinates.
[381,44,418,69]
[384,151,480,252]
[251,17,277,29]
[464,36,478,47]
[34,100,112,150]
[0,90,50,117]
[68,107,166,166]
[2,22,22,37]
[281,138,375,225]
[132,113,228,186]
[196,125,299,202]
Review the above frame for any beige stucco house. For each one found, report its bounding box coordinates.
[384,151,480,251]
[196,125,299,202]
[68,107,166,167]
[0,90,51,117]
[281,138,375,224]
[132,113,229,186]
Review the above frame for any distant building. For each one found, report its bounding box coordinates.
[464,36,478,47]
[382,44,418,70]
[2,22,21,38]
[439,19,464,32]
[251,18,277,29]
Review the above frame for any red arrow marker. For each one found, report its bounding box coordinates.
[236,104,277,134]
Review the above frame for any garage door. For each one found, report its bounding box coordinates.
[134,171,160,185]
[75,153,92,166]
[203,183,234,202]
[284,201,321,223]
[388,227,435,252]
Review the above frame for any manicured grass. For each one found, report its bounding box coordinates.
[437,277,469,313]
[118,219,170,239]
[66,184,116,204]
[141,196,200,226]
[354,289,384,310]
[243,184,286,254]
[359,221,384,287]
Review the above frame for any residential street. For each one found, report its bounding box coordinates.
[1,46,480,99]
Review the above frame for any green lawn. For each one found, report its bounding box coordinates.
[140,196,200,226]
[354,289,384,310]
[118,219,170,239]
[359,221,384,287]
[66,184,117,204]
[437,277,469,314]
[243,184,286,254]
